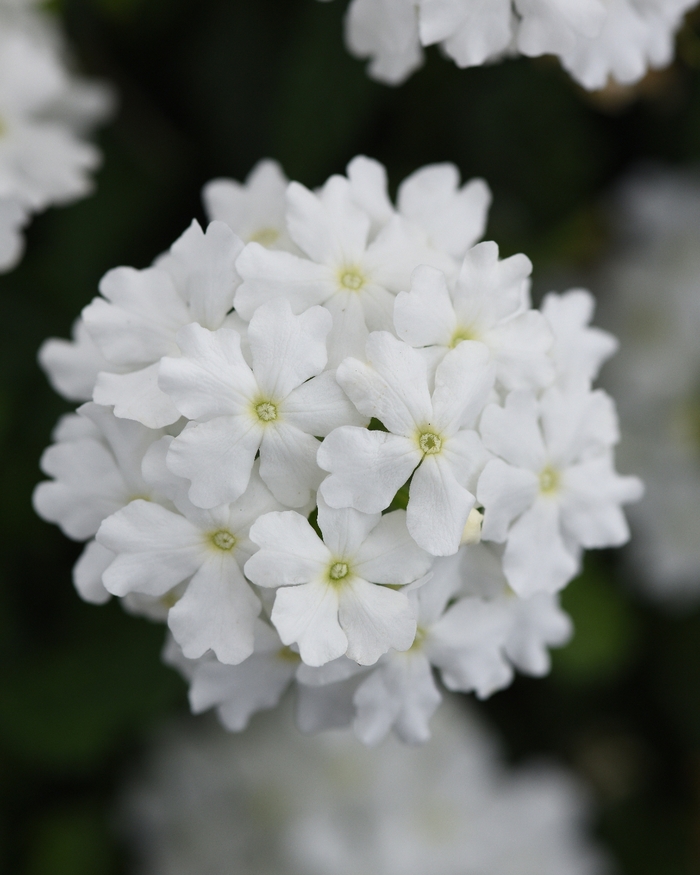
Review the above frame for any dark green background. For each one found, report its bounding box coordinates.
[2,1,700,871]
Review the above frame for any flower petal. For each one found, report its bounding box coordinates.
[98,500,203,596]
[245,511,330,586]
[283,369,368,435]
[393,264,456,348]
[271,580,346,667]
[407,455,475,556]
[340,577,417,664]
[248,298,331,399]
[354,509,432,583]
[479,390,546,471]
[318,427,420,513]
[159,323,257,421]
[234,243,334,320]
[259,423,324,508]
[337,332,433,434]
[316,495,381,558]
[73,539,113,604]
[477,458,539,542]
[431,339,495,434]
[93,363,181,428]
[168,553,260,664]
[503,498,579,595]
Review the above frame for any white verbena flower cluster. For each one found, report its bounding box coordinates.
[319,0,697,90]
[122,698,609,875]
[0,0,113,272]
[34,156,642,745]
[598,166,700,607]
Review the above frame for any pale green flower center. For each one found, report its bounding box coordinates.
[211,530,236,551]
[449,325,478,347]
[249,227,280,247]
[255,400,278,422]
[338,266,366,291]
[419,431,443,455]
[276,646,301,664]
[329,561,349,581]
[409,626,427,652]
[160,589,182,609]
[539,465,560,495]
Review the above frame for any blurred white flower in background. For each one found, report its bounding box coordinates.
[599,167,700,606]
[121,698,609,875]
[0,0,113,272]
[34,155,640,744]
[318,0,698,90]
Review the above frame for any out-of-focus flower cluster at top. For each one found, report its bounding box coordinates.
[318,0,698,90]
[0,0,113,273]
[122,697,609,875]
[599,167,700,608]
[33,155,642,746]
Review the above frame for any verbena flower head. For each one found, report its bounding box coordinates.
[35,155,641,744]
[321,0,697,90]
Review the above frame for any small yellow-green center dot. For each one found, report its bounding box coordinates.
[256,401,278,422]
[249,227,280,247]
[212,530,236,551]
[410,627,427,652]
[276,646,301,664]
[329,561,349,581]
[539,466,560,495]
[339,269,365,291]
[449,326,478,348]
[419,432,442,455]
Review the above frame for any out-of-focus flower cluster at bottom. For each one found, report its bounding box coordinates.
[121,697,608,875]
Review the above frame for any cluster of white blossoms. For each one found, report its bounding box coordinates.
[34,156,642,744]
[0,0,112,272]
[598,167,700,607]
[319,0,698,89]
[122,699,609,875]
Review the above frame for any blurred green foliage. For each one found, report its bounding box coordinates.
[2,0,700,872]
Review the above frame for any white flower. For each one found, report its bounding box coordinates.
[235,173,449,366]
[33,402,171,604]
[0,1,112,269]
[97,459,282,665]
[160,298,362,508]
[319,331,494,555]
[429,542,573,684]
[555,0,691,91]
[165,622,300,731]
[477,388,643,595]
[394,245,553,390]
[347,155,491,260]
[0,197,27,272]
[317,541,571,745]
[514,0,608,59]
[82,220,244,428]
[38,317,123,403]
[245,498,431,667]
[419,0,515,68]
[325,0,696,90]
[0,18,105,209]
[541,289,618,392]
[345,0,424,85]
[202,159,294,251]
